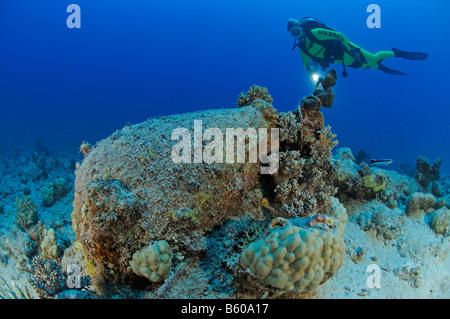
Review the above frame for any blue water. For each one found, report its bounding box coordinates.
[0,0,449,173]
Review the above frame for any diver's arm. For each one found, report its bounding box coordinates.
[311,28,353,52]
[299,47,312,70]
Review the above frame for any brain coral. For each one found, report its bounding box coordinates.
[240,196,347,293]
[130,240,172,283]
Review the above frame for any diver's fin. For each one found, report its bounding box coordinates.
[378,62,407,75]
[393,48,429,60]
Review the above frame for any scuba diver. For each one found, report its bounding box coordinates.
[287,17,429,77]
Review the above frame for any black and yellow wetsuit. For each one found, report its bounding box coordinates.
[289,17,428,76]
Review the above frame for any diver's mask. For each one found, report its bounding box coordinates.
[287,19,303,39]
[288,26,303,39]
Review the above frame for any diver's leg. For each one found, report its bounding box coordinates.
[373,51,395,60]
[361,49,407,75]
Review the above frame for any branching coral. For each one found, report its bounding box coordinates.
[16,196,38,229]
[274,123,338,218]
[30,256,91,299]
[237,85,273,108]
[30,256,67,298]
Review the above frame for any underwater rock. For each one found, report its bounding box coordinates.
[414,155,441,191]
[429,207,450,236]
[72,103,274,282]
[300,69,337,111]
[274,82,338,217]
[393,265,421,288]
[354,209,405,241]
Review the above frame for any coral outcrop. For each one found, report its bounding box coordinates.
[41,178,69,207]
[414,156,441,191]
[236,85,273,108]
[405,192,436,218]
[16,196,38,230]
[333,147,419,207]
[274,70,339,218]
[130,240,172,283]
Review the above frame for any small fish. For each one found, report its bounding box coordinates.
[370,159,393,166]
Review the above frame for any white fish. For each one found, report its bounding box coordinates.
[370,159,393,166]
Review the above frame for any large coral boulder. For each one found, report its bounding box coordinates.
[72,103,276,279]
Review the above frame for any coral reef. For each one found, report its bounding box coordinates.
[15,196,38,230]
[414,155,441,191]
[236,85,273,108]
[41,178,69,207]
[69,73,347,296]
[333,147,419,207]
[273,71,339,218]
[130,240,172,283]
